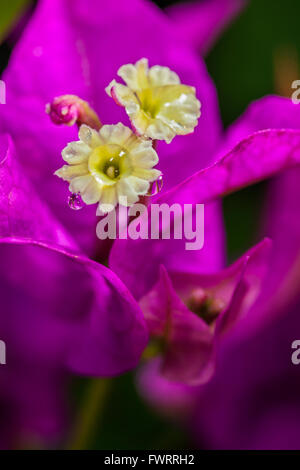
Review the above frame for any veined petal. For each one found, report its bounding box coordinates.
[99,122,133,145]
[80,178,102,205]
[117,178,140,206]
[0,134,148,379]
[79,124,102,148]
[110,129,300,304]
[54,162,89,181]
[69,174,93,194]
[132,167,161,181]
[149,65,180,87]
[0,240,148,377]
[162,129,300,206]
[98,186,118,213]
[118,58,149,91]
[109,82,139,109]
[129,144,159,168]
[143,118,175,143]
[139,240,271,385]
[130,110,152,136]
[140,266,214,385]
[62,141,90,163]
[125,175,150,195]
[157,92,201,135]
[0,133,77,249]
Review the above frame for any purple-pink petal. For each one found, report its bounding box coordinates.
[140,266,214,385]
[110,128,300,299]
[139,239,271,386]
[0,133,148,377]
[163,128,300,206]
[166,0,247,55]
[136,358,198,418]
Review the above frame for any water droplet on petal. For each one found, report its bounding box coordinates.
[68,192,84,210]
[145,174,164,196]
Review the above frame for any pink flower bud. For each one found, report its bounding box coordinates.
[46,95,101,130]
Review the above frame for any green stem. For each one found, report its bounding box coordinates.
[67,378,111,450]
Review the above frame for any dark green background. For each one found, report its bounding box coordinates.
[0,0,299,449]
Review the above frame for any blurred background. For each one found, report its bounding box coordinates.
[0,0,299,449]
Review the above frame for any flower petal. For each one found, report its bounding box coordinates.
[0,133,76,249]
[99,122,133,145]
[54,162,89,181]
[167,0,247,55]
[129,142,159,168]
[149,65,180,87]
[163,129,300,206]
[117,179,140,206]
[125,175,150,195]
[0,134,148,377]
[62,141,90,164]
[136,358,197,417]
[1,240,148,377]
[79,124,102,148]
[118,58,149,91]
[140,266,214,385]
[80,178,102,205]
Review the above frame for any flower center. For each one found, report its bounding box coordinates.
[136,84,191,120]
[137,88,162,118]
[186,288,225,326]
[88,144,131,186]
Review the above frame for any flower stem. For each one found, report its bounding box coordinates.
[67,378,111,450]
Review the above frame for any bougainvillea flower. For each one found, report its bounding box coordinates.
[138,240,271,385]
[0,0,226,255]
[106,58,201,143]
[55,123,161,213]
[110,126,300,405]
[0,133,148,444]
[0,0,249,446]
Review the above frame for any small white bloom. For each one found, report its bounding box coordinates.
[55,123,161,214]
[106,58,201,143]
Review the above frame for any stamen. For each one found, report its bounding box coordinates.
[187,288,225,325]
[106,165,118,179]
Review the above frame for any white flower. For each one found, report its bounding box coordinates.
[106,58,201,144]
[55,123,161,213]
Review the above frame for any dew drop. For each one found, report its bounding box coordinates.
[145,174,164,196]
[68,192,84,210]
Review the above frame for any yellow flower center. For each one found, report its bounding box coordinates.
[88,144,131,186]
[136,84,193,119]
[137,88,161,118]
